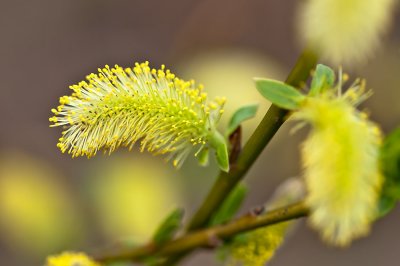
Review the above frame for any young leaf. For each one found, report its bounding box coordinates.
[377,196,397,218]
[106,262,132,266]
[226,104,259,137]
[377,127,400,218]
[309,64,335,96]
[210,183,248,226]
[210,131,230,172]
[143,256,165,266]
[254,78,305,110]
[152,208,184,245]
[196,146,210,166]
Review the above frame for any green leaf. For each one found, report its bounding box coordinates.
[309,64,335,96]
[152,208,184,245]
[106,262,131,266]
[377,195,397,218]
[143,256,165,266]
[377,127,400,218]
[215,243,230,263]
[115,237,138,248]
[196,146,210,166]
[210,130,230,172]
[210,183,248,226]
[226,104,259,137]
[254,78,305,110]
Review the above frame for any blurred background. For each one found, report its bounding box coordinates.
[0,0,399,265]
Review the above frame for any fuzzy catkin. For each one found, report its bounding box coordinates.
[298,0,396,65]
[295,87,382,246]
[46,252,100,266]
[50,62,225,167]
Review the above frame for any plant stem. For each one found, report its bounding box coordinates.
[96,49,317,265]
[159,49,317,265]
[96,201,309,263]
[188,49,317,230]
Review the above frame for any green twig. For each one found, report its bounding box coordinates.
[96,49,317,265]
[158,49,317,265]
[188,49,317,230]
[95,201,309,263]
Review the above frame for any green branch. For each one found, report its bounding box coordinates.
[188,49,317,230]
[95,201,309,263]
[95,49,317,266]
[159,49,317,265]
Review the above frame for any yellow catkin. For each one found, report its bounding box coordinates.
[294,80,383,246]
[45,251,101,266]
[227,222,290,266]
[225,178,305,266]
[298,0,396,65]
[49,62,225,168]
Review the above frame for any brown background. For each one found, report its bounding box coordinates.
[0,0,399,265]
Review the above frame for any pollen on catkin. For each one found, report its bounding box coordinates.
[294,80,383,246]
[298,0,396,65]
[226,222,290,266]
[49,62,226,168]
[45,251,101,266]
[223,178,305,266]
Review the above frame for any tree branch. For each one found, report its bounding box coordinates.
[188,49,317,231]
[95,201,309,264]
[94,49,317,265]
[160,49,318,265]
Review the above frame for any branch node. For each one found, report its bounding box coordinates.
[206,232,224,248]
[249,206,265,217]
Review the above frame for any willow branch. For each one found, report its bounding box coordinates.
[96,49,317,265]
[159,49,318,265]
[95,201,309,263]
[188,49,318,230]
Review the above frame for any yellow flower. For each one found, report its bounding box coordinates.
[225,178,305,266]
[50,62,226,168]
[226,222,290,266]
[294,79,383,246]
[46,252,100,266]
[298,0,396,65]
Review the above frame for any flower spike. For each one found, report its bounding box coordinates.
[298,0,396,65]
[45,251,101,266]
[50,62,228,170]
[294,73,383,246]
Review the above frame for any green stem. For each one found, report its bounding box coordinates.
[188,49,317,231]
[156,49,317,266]
[95,201,309,263]
[96,49,317,266]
